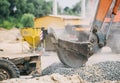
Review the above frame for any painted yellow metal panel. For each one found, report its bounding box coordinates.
[21,28,41,49]
[34,15,81,29]
[34,16,65,29]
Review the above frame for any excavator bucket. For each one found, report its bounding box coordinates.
[49,27,91,68]
[56,39,90,67]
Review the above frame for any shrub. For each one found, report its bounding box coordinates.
[1,21,14,29]
[21,14,35,28]
[15,23,23,28]
[7,17,16,22]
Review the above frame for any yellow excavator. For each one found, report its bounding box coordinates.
[49,0,120,67]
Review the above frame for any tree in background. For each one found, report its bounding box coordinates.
[27,0,52,17]
[63,7,74,15]
[0,0,10,18]
[0,0,82,29]
[72,1,81,16]
[43,1,53,16]
[8,0,18,16]
[0,0,53,18]
[21,14,35,27]
[0,0,53,29]
[25,3,35,14]
[63,1,81,16]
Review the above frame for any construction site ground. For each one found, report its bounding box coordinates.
[0,28,120,83]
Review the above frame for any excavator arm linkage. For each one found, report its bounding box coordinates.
[89,0,120,51]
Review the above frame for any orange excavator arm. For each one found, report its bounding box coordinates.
[95,0,120,21]
[96,0,113,22]
[113,0,120,15]
[89,0,120,50]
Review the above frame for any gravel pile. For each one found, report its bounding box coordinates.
[42,63,66,75]
[42,61,120,82]
[78,61,120,82]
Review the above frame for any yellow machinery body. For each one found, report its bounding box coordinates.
[21,28,41,50]
[34,15,82,30]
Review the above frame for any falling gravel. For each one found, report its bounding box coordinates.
[42,61,120,82]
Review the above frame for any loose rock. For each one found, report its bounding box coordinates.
[42,61,120,82]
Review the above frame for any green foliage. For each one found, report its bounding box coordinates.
[0,0,53,29]
[15,23,23,28]
[7,16,16,22]
[27,0,44,17]
[1,21,15,29]
[0,0,53,18]
[0,16,23,29]
[27,0,52,17]
[64,7,74,15]
[72,1,81,15]
[8,0,18,16]
[0,0,10,18]
[26,3,35,14]
[63,1,81,16]
[21,14,35,27]
[0,0,82,29]
[43,1,52,15]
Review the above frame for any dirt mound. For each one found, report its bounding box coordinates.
[0,28,21,42]
[0,28,30,55]
[1,74,120,83]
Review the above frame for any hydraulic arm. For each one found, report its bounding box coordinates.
[89,0,120,54]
